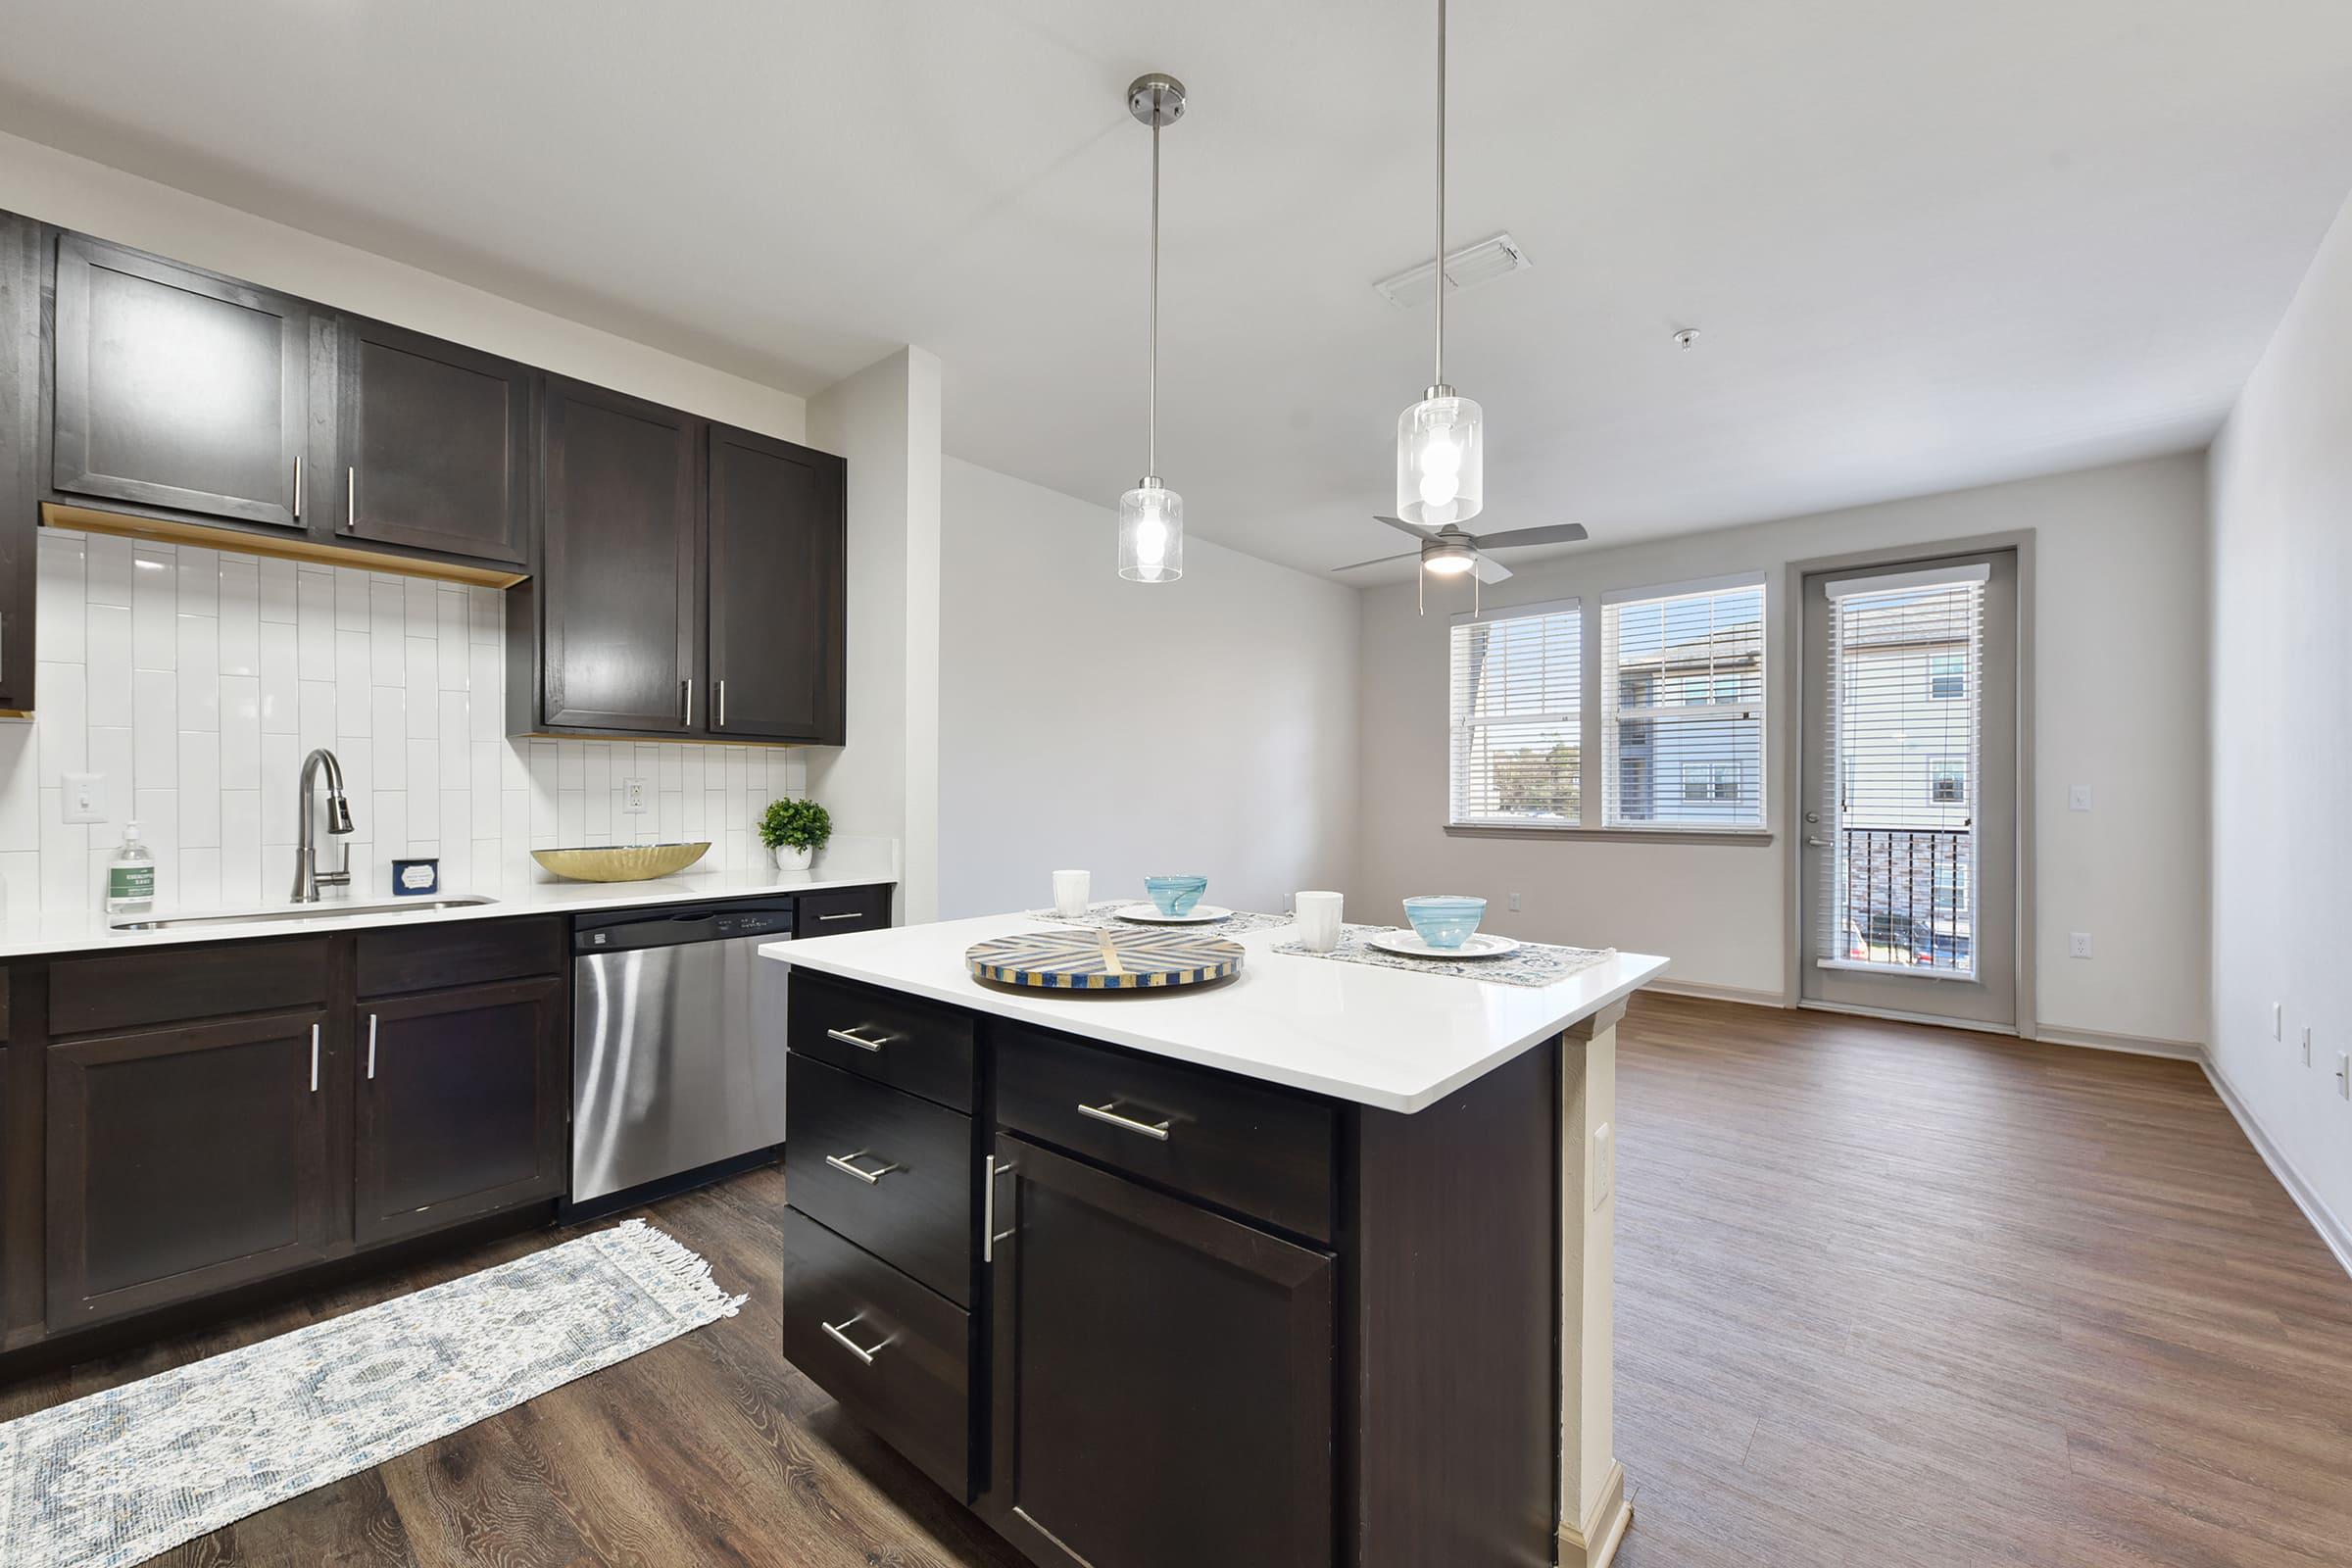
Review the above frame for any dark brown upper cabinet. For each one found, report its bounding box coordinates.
[335,316,532,566]
[51,234,310,531]
[533,376,702,733]
[707,424,845,743]
[0,211,38,712]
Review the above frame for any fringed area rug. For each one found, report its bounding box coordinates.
[0,1219,745,1568]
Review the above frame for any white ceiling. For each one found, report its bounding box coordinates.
[3,1,2349,580]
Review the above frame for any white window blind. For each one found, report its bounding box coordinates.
[1600,577,1766,828]
[1819,564,1985,976]
[1448,599,1582,825]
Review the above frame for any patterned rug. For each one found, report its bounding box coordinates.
[0,1220,744,1568]
[1272,923,1618,987]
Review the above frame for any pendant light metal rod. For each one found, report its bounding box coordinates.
[1433,0,1446,391]
[1150,98,1161,476]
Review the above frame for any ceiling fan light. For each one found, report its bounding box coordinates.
[1118,480,1184,583]
[1396,391,1483,527]
[1423,539,1477,575]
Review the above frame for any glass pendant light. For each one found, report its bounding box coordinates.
[1396,0,1484,529]
[1119,74,1187,583]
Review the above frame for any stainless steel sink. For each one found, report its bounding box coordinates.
[109,895,500,932]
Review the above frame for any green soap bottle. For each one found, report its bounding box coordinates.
[107,821,156,917]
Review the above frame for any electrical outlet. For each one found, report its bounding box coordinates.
[1508,892,1522,912]
[2068,931,2092,959]
[623,779,649,814]
[1592,1122,1613,1210]
[2069,784,2094,812]
[61,772,105,823]
[2303,1026,2314,1068]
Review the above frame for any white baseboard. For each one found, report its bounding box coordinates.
[2033,1023,2206,1061]
[2201,1055,2352,1282]
[1640,978,1789,1008]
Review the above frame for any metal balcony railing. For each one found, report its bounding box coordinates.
[1837,826,1973,972]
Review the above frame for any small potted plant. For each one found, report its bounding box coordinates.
[760,797,831,873]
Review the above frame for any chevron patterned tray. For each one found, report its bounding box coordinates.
[966,926,1246,991]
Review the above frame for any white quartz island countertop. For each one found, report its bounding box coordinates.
[763,912,1668,1114]
[0,867,896,959]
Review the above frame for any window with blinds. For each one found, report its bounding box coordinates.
[1600,577,1766,828]
[1819,564,1985,976]
[1448,599,1582,826]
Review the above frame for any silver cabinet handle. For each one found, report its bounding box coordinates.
[826,1026,892,1053]
[1077,1101,1171,1141]
[824,1149,900,1185]
[345,466,357,532]
[818,911,862,922]
[309,1022,320,1093]
[717,677,726,728]
[682,677,694,727]
[821,1313,890,1366]
[367,1012,378,1080]
[293,456,304,518]
[984,1155,1018,1263]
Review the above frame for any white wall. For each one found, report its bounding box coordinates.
[0,130,805,442]
[2207,191,2352,1260]
[936,459,1359,920]
[1353,454,2209,1047]
[805,348,943,923]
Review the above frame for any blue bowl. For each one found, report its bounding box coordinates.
[1402,895,1488,950]
[1145,874,1209,916]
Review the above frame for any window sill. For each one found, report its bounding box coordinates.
[1445,823,1776,847]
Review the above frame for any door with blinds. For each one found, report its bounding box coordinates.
[1798,551,2018,1027]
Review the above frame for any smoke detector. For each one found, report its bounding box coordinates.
[1374,232,1532,309]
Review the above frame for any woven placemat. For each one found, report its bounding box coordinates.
[1024,901,1296,935]
[1270,924,1615,988]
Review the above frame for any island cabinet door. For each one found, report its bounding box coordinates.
[45,1008,336,1329]
[985,1135,1335,1568]
[353,976,567,1248]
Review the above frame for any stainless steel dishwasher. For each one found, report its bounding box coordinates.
[570,899,794,1211]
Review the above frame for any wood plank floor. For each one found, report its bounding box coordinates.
[6,993,2349,1566]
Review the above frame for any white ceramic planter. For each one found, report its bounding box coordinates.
[773,843,814,873]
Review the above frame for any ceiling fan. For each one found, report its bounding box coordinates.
[1332,515,1589,613]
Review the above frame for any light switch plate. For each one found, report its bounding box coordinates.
[2069,785,2093,812]
[1592,1122,1613,1210]
[61,771,105,823]
[623,779,649,813]
[1508,892,1522,911]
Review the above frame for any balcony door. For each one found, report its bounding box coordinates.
[1799,550,2018,1028]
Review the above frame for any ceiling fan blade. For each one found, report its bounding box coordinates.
[1470,554,1515,584]
[1373,514,1439,541]
[1467,522,1590,550]
[1330,549,1423,572]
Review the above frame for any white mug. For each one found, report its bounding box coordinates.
[1052,869,1091,917]
[1295,891,1344,953]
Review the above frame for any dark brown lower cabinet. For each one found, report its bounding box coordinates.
[45,1007,335,1328]
[355,975,567,1248]
[984,1135,1335,1568]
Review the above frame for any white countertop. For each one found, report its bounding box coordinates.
[0,867,896,958]
[762,912,1668,1114]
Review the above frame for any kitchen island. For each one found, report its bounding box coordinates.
[764,911,1666,1568]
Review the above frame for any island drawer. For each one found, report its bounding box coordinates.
[782,1208,970,1500]
[995,1022,1337,1243]
[786,1054,975,1306]
[788,973,975,1113]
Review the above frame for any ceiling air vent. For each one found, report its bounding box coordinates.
[1373,232,1532,309]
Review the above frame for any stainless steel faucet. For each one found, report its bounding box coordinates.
[293,747,356,903]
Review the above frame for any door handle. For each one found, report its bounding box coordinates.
[1807,837,1833,848]
[821,1313,891,1365]
[367,1012,378,1080]
[826,1026,893,1053]
[984,1155,1017,1262]
[682,678,694,727]
[293,456,304,518]
[716,678,726,729]
[309,1022,320,1093]
[824,1149,901,1185]
[345,466,357,532]
[1077,1101,1172,1141]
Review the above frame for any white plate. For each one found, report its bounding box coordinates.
[1365,929,1521,959]
[1112,903,1234,924]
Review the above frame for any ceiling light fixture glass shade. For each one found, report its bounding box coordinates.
[1119,74,1187,583]
[1397,388,1483,528]
[1397,0,1486,532]
[1422,536,1477,575]
[1118,478,1184,582]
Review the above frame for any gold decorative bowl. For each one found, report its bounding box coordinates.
[531,842,712,883]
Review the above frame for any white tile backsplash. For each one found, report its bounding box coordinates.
[8,530,810,918]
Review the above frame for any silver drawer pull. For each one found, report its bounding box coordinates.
[983,1154,1019,1263]
[1077,1101,1172,1141]
[821,1313,891,1365]
[825,1149,901,1185]
[818,911,864,922]
[826,1026,894,1053]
